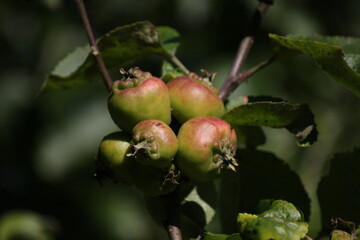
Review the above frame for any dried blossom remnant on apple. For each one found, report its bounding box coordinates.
[129,119,178,169]
[108,67,172,133]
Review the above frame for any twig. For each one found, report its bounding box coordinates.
[171,55,190,75]
[303,236,313,240]
[74,0,113,92]
[166,224,182,240]
[219,0,275,101]
[163,191,182,240]
[220,56,276,100]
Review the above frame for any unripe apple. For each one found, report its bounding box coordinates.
[130,120,178,168]
[95,131,135,185]
[167,73,225,123]
[175,116,237,182]
[108,68,171,133]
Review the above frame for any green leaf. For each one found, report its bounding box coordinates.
[181,182,217,229]
[157,26,181,56]
[269,34,360,97]
[317,148,360,231]
[237,200,309,240]
[146,182,217,239]
[41,21,180,93]
[235,126,266,149]
[222,100,318,146]
[161,60,186,83]
[219,149,310,234]
[189,233,242,240]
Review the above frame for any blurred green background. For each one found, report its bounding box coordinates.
[1,0,360,239]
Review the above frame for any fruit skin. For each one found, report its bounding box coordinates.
[108,68,171,133]
[175,116,237,182]
[167,74,225,123]
[96,132,135,185]
[130,120,178,168]
[134,163,180,196]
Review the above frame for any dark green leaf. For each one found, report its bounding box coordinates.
[148,182,216,239]
[222,101,318,146]
[219,149,310,234]
[235,126,266,149]
[226,96,285,112]
[145,183,216,239]
[317,148,360,231]
[41,21,180,93]
[181,182,217,228]
[270,34,360,97]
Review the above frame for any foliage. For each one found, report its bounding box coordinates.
[237,200,308,240]
[41,21,180,92]
[37,19,360,240]
[223,97,318,146]
[270,34,360,97]
[2,1,360,240]
[318,148,360,230]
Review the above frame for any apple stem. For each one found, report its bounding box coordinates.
[74,0,113,92]
[171,55,190,75]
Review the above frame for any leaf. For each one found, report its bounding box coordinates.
[41,21,180,92]
[235,126,266,149]
[181,182,217,228]
[157,26,181,56]
[179,182,218,239]
[219,149,310,234]
[269,34,360,97]
[146,182,217,239]
[237,200,309,240]
[317,148,360,231]
[161,60,186,83]
[189,233,242,240]
[222,100,318,146]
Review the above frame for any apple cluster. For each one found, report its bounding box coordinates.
[95,67,238,196]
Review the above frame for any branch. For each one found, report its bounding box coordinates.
[219,0,275,101]
[74,0,113,92]
[220,56,276,100]
[163,191,182,240]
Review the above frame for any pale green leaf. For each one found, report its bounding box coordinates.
[41,21,180,93]
[270,34,360,97]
